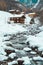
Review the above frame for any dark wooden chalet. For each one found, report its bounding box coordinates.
[10,14,25,24]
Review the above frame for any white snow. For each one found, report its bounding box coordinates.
[25,14,32,24]
[26,35,43,51]
[36,31,43,37]
[0,11,13,24]
[10,14,24,18]
[34,17,40,24]
[39,26,43,31]
[0,23,27,35]
[0,55,8,61]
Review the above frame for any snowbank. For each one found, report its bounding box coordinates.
[0,11,13,24]
[26,34,43,51]
[0,11,27,35]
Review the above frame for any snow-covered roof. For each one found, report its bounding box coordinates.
[9,9,16,12]
[28,13,36,15]
[10,14,24,18]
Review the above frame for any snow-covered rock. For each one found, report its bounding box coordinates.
[26,35,43,49]
[23,47,31,52]
[8,60,18,65]
[22,56,31,65]
[30,51,36,55]
[33,56,43,61]
[9,53,16,59]
[17,56,31,65]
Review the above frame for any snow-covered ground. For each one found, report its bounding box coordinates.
[0,11,43,65]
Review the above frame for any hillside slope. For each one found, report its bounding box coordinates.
[0,0,28,12]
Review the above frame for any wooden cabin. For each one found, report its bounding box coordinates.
[28,13,38,18]
[10,14,25,24]
[9,9,16,14]
[9,9,21,14]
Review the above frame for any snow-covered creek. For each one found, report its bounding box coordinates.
[0,11,43,65]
